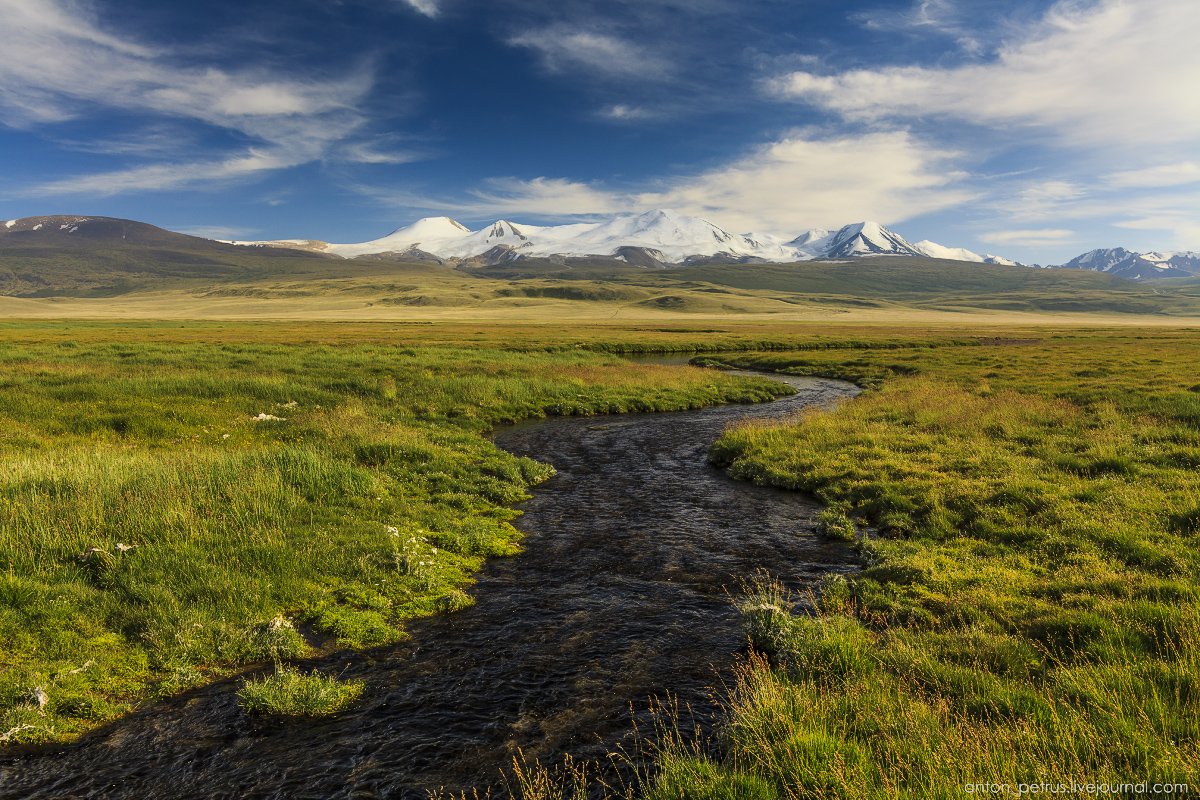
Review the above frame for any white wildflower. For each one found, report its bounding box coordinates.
[253,413,286,422]
[267,614,293,632]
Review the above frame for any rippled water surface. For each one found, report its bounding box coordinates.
[1,373,858,800]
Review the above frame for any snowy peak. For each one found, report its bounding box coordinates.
[570,210,750,258]
[318,216,475,258]
[1062,247,1141,272]
[912,240,1017,266]
[787,228,832,247]
[824,221,923,258]
[387,216,470,238]
[484,220,527,240]
[785,228,835,259]
[234,211,1023,267]
[1060,247,1200,280]
[1128,250,1200,274]
[374,215,471,245]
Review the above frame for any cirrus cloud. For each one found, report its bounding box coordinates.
[398,0,439,18]
[979,228,1076,246]
[508,27,673,79]
[1105,162,1200,190]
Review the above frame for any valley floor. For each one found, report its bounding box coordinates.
[1,319,1197,798]
[6,290,1200,329]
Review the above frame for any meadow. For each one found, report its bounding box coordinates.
[651,332,1200,798]
[0,324,790,742]
[3,318,1199,800]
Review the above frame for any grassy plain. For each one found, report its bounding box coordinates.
[5,255,1200,323]
[650,333,1200,797]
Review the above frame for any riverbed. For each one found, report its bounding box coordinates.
[0,372,858,799]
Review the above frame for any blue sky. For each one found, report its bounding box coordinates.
[0,0,1197,263]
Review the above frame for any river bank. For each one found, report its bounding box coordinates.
[1,362,857,797]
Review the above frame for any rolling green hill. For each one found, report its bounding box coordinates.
[670,258,1199,315]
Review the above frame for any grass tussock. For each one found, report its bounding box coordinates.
[237,666,364,717]
[662,336,1200,796]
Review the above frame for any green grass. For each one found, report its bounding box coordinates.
[237,665,364,717]
[8,318,1200,798]
[0,332,788,743]
[669,259,1200,316]
[649,333,1200,798]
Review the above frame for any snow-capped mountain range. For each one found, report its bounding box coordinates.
[1059,247,1200,280]
[232,210,1020,266]
[10,211,1193,278]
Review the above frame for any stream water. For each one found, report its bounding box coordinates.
[0,372,858,800]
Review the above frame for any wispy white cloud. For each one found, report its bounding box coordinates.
[508,27,672,79]
[600,104,656,121]
[854,0,987,55]
[773,0,1200,150]
[764,0,1200,254]
[461,177,625,217]
[362,176,625,219]
[980,178,1200,252]
[174,224,257,240]
[0,0,382,195]
[0,0,370,128]
[335,140,426,166]
[991,180,1088,221]
[1114,212,1200,251]
[979,228,1075,246]
[1105,162,1200,190]
[27,150,303,196]
[398,0,439,18]
[51,125,198,158]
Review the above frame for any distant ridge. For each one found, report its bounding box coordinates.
[1058,247,1200,280]
[0,215,326,259]
[0,214,335,297]
[15,212,1197,278]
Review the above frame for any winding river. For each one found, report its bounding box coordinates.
[1,371,858,799]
